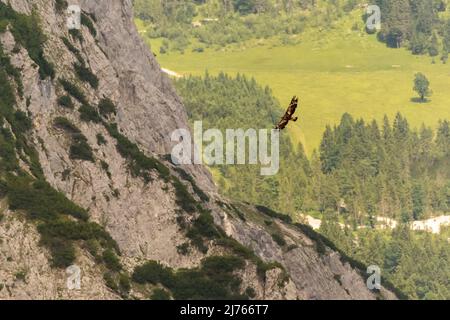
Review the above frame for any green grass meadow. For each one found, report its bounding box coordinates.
[138,14,450,154]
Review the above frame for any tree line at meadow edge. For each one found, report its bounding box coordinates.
[133,0,366,51]
[375,0,450,61]
[134,0,450,59]
[175,73,450,300]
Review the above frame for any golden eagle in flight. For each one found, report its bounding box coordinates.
[275,96,299,130]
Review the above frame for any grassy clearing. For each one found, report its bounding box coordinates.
[140,12,450,155]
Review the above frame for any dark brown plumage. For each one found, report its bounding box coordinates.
[275,96,299,130]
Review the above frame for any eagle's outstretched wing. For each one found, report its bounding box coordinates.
[275,96,299,130]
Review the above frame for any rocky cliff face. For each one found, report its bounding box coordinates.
[0,0,397,300]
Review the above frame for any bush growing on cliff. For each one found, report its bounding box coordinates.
[98,98,117,117]
[53,117,94,162]
[96,133,107,145]
[54,0,68,13]
[173,167,209,202]
[255,205,292,224]
[151,288,171,300]
[81,12,97,38]
[13,111,32,132]
[171,176,197,213]
[105,123,170,181]
[53,117,80,134]
[69,29,83,43]
[57,95,74,109]
[79,104,101,123]
[271,233,287,247]
[59,78,87,104]
[0,45,23,97]
[40,235,76,268]
[132,260,173,285]
[7,178,89,221]
[74,63,98,89]
[133,255,246,300]
[102,249,122,272]
[70,133,94,162]
[61,37,84,64]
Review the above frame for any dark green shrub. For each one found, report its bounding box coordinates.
[214,237,255,260]
[69,29,83,43]
[133,255,246,300]
[104,272,118,291]
[57,95,74,109]
[40,235,76,268]
[230,204,246,221]
[0,68,16,108]
[100,160,109,171]
[255,205,292,224]
[176,243,190,255]
[245,287,256,299]
[81,12,97,37]
[55,0,68,13]
[105,123,170,180]
[151,288,171,300]
[0,20,8,32]
[132,261,173,285]
[53,117,80,134]
[37,219,113,243]
[61,37,84,64]
[191,209,221,239]
[186,231,208,254]
[14,111,32,132]
[185,209,224,254]
[70,133,94,162]
[170,269,230,299]
[98,98,117,117]
[79,104,101,123]
[35,218,119,270]
[85,239,101,260]
[96,133,107,145]
[59,78,87,104]
[118,273,131,294]
[0,127,19,172]
[15,270,27,281]
[0,45,23,97]
[102,249,122,272]
[172,177,197,213]
[6,177,89,221]
[174,167,209,202]
[201,255,245,275]
[271,233,286,247]
[74,63,98,89]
